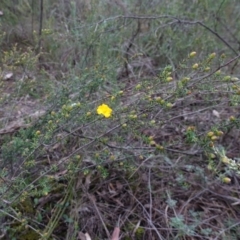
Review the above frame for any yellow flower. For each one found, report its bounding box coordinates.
[97,104,112,118]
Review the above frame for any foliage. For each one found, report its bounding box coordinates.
[0,0,240,239]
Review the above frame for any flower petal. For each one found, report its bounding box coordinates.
[97,104,112,118]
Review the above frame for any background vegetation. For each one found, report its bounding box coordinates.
[0,0,240,239]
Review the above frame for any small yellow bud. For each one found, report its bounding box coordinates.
[223,76,231,81]
[209,52,216,59]
[182,77,190,83]
[222,177,231,184]
[189,51,197,57]
[86,112,91,116]
[207,131,214,137]
[187,126,195,131]
[122,123,127,127]
[118,90,124,94]
[110,155,115,160]
[156,145,164,150]
[216,130,224,136]
[166,103,173,108]
[150,120,156,125]
[155,96,162,102]
[166,77,173,82]
[207,164,213,170]
[192,63,199,70]
[66,105,73,111]
[204,67,210,72]
[149,140,156,146]
[209,153,216,159]
[129,114,137,119]
[147,96,153,101]
[111,96,115,100]
[209,141,214,147]
[230,116,236,121]
[135,84,141,90]
[215,70,221,76]
[231,77,239,81]
[148,136,154,141]
[35,130,41,135]
[211,135,218,141]
[221,156,230,164]
[51,111,56,116]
